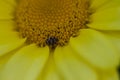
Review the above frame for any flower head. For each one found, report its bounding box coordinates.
[0,0,120,80]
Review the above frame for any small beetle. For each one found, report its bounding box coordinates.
[46,37,58,46]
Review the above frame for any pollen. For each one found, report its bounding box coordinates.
[15,0,90,47]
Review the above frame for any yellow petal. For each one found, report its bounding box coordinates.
[90,0,109,9]
[4,0,17,6]
[42,64,61,80]
[102,31,120,58]
[95,0,120,11]
[0,44,49,80]
[0,38,26,56]
[100,71,119,80]
[88,0,120,30]
[0,32,21,44]
[0,20,21,44]
[0,52,14,72]
[0,0,15,19]
[38,55,61,80]
[0,20,26,56]
[0,20,15,33]
[90,0,120,10]
[54,45,97,80]
[70,29,119,70]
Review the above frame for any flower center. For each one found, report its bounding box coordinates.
[15,0,90,48]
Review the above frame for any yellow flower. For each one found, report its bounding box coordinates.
[0,0,120,80]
